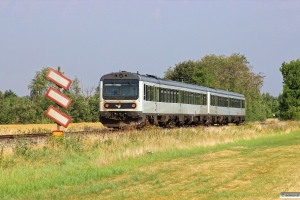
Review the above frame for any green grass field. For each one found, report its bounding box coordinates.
[0,121,300,199]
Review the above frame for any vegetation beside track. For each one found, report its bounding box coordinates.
[0,121,299,199]
[0,122,105,135]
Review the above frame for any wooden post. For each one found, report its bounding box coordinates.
[57,66,61,131]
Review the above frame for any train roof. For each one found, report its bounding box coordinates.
[101,71,245,98]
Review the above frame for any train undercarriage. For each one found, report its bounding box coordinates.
[100,111,245,129]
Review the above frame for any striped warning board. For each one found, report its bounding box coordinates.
[46,68,72,90]
[45,87,72,109]
[45,106,71,128]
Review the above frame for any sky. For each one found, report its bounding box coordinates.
[0,0,299,97]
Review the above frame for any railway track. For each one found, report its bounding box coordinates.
[0,129,120,141]
[0,121,272,142]
[0,133,52,141]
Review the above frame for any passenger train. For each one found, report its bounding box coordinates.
[99,71,245,128]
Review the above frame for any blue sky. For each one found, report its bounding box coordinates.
[1,0,299,97]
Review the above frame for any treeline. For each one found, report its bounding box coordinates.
[0,67,99,124]
[164,53,279,121]
[1,54,284,124]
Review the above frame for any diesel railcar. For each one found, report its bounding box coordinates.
[99,71,245,128]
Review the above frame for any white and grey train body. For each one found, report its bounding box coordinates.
[99,71,245,128]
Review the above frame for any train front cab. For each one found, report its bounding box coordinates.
[99,72,144,128]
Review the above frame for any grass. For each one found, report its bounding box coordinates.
[0,121,300,199]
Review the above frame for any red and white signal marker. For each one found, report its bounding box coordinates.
[45,106,71,128]
[45,87,72,109]
[46,68,72,90]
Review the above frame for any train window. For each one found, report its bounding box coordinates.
[144,84,146,100]
[180,90,183,103]
[165,89,167,102]
[159,88,163,102]
[195,93,199,105]
[192,93,195,104]
[172,90,174,103]
[185,91,189,104]
[201,94,203,105]
[150,86,154,101]
[193,93,195,104]
[186,91,189,104]
[199,94,203,105]
[214,95,217,106]
[146,85,150,101]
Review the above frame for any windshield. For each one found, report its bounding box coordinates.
[103,79,139,100]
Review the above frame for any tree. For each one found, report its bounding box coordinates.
[279,59,300,120]
[164,53,266,121]
[0,67,100,124]
[27,67,57,123]
[4,89,18,99]
[262,93,279,118]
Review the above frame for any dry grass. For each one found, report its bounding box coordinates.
[1,120,300,199]
[55,121,300,166]
[0,122,104,135]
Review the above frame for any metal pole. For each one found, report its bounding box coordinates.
[57,66,61,130]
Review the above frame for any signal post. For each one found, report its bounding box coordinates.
[45,67,72,136]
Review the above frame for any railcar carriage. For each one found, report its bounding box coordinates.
[99,71,245,128]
